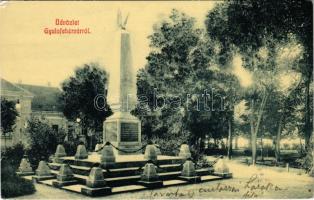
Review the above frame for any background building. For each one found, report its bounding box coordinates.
[1,78,68,148]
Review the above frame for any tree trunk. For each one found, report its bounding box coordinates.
[250,99,256,165]
[227,118,233,160]
[251,90,268,165]
[275,115,284,163]
[251,127,257,165]
[304,78,312,151]
[260,133,264,161]
[299,137,304,155]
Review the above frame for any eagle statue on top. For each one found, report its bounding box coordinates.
[117,10,129,30]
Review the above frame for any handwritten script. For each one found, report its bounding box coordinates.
[242,173,284,198]
[147,173,285,198]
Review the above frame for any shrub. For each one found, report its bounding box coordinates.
[1,156,35,198]
[1,178,35,198]
[244,149,252,156]
[26,117,66,167]
[1,143,25,169]
[243,147,275,157]
[194,154,212,168]
[283,143,290,150]
[262,145,275,157]
[297,143,313,174]
[204,148,227,156]
[147,135,187,156]
[63,139,81,156]
[291,143,302,151]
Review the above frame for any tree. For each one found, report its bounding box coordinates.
[134,9,203,150]
[60,63,112,148]
[135,9,240,158]
[205,0,312,163]
[1,98,19,134]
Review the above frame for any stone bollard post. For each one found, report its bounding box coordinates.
[36,160,51,176]
[179,158,201,182]
[144,141,157,162]
[213,157,232,178]
[53,163,77,187]
[81,165,111,196]
[138,161,163,188]
[100,142,116,169]
[17,154,34,176]
[55,144,67,157]
[54,144,67,162]
[86,167,106,188]
[33,160,54,182]
[178,143,192,160]
[75,142,88,159]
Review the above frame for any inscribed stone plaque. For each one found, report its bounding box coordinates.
[105,122,117,142]
[120,122,138,142]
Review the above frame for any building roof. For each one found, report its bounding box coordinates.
[0,78,33,96]
[16,83,63,112]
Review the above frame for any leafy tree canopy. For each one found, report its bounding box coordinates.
[60,63,111,132]
[1,98,19,134]
[135,9,240,147]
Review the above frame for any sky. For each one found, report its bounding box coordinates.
[0,1,218,88]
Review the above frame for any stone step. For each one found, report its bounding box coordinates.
[29,169,225,197]
[35,174,225,197]
[201,175,224,182]
[50,168,213,187]
[163,179,188,186]
[62,184,86,194]
[56,155,184,169]
[48,162,183,177]
[38,175,223,197]
[111,185,147,194]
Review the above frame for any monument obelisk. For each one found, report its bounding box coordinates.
[103,11,141,155]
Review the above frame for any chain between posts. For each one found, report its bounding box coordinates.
[95,142,148,154]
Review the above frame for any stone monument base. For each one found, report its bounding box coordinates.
[103,112,142,155]
[52,180,78,188]
[81,187,112,196]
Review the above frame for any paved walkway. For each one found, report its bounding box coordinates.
[17,159,314,199]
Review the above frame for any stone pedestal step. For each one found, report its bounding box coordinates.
[40,179,55,186]
[32,175,55,182]
[201,175,224,182]
[163,179,188,186]
[30,174,226,197]
[49,168,213,187]
[21,175,33,181]
[48,162,183,177]
[56,155,183,168]
[112,185,147,194]
[63,184,86,193]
